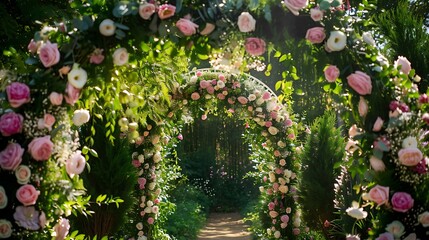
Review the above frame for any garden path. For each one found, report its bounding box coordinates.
[197,212,252,240]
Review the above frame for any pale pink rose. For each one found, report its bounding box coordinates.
[39,41,60,68]
[398,148,423,166]
[191,92,200,100]
[358,97,368,117]
[89,48,105,64]
[158,4,176,20]
[245,38,266,56]
[0,219,12,238]
[147,217,154,224]
[324,65,340,82]
[368,185,389,206]
[49,92,63,105]
[305,27,325,44]
[200,23,216,35]
[283,0,308,16]
[176,18,199,36]
[376,232,394,240]
[16,184,39,206]
[54,218,70,240]
[268,202,275,210]
[310,8,323,21]
[6,82,31,108]
[418,211,429,227]
[292,228,300,235]
[391,192,414,213]
[385,221,405,238]
[15,165,31,184]
[217,93,225,100]
[113,48,129,66]
[281,215,289,223]
[347,71,372,95]
[394,56,412,75]
[269,210,279,218]
[139,3,156,20]
[372,117,384,132]
[28,136,54,161]
[28,39,39,54]
[64,83,81,105]
[237,12,256,33]
[40,113,56,131]
[66,151,86,177]
[206,86,214,94]
[0,143,24,171]
[0,112,24,137]
[238,96,248,104]
[370,155,385,171]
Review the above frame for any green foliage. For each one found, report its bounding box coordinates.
[298,111,345,238]
[71,118,139,238]
[165,183,210,240]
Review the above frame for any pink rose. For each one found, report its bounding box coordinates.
[54,218,70,240]
[38,113,56,131]
[394,56,412,75]
[281,215,289,223]
[305,27,326,44]
[200,80,210,89]
[372,117,384,132]
[89,48,105,64]
[147,217,154,224]
[49,92,63,105]
[6,82,31,108]
[391,192,414,213]
[0,112,24,137]
[368,185,389,206]
[28,136,54,161]
[28,39,39,54]
[191,92,200,100]
[176,18,199,36]
[237,12,256,32]
[347,71,372,95]
[139,3,156,20]
[16,184,39,206]
[358,97,368,117]
[376,232,394,240]
[38,41,60,68]
[0,143,24,171]
[238,96,248,105]
[310,8,323,21]
[324,65,340,82]
[245,38,266,56]
[269,210,279,218]
[398,148,423,166]
[64,83,81,105]
[283,0,308,16]
[66,151,86,177]
[158,4,176,20]
[370,155,385,171]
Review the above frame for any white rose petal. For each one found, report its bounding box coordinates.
[113,48,129,66]
[99,19,116,36]
[326,31,347,51]
[73,109,91,126]
[68,67,88,89]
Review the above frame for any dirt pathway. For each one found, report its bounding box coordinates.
[197,212,252,240]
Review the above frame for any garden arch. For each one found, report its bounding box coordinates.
[1,1,428,240]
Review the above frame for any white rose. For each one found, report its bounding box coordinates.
[274,231,281,238]
[279,185,288,193]
[99,19,116,36]
[326,31,347,52]
[237,12,256,33]
[0,186,7,209]
[189,76,198,84]
[248,94,256,101]
[113,47,129,66]
[73,109,90,126]
[346,201,368,220]
[153,152,162,163]
[0,219,12,238]
[144,206,152,213]
[148,182,156,190]
[266,101,276,112]
[15,165,31,184]
[256,97,265,106]
[217,81,225,88]
[385,220,405,238]
[269,172,276,183]
[68,66,88,89]
[402,136,418,149]
[146,200,154,207]
[418,211,429,227]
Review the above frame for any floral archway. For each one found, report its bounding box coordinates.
[1,0,429,240]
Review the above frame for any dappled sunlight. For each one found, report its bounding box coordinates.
[198,213,252,240]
